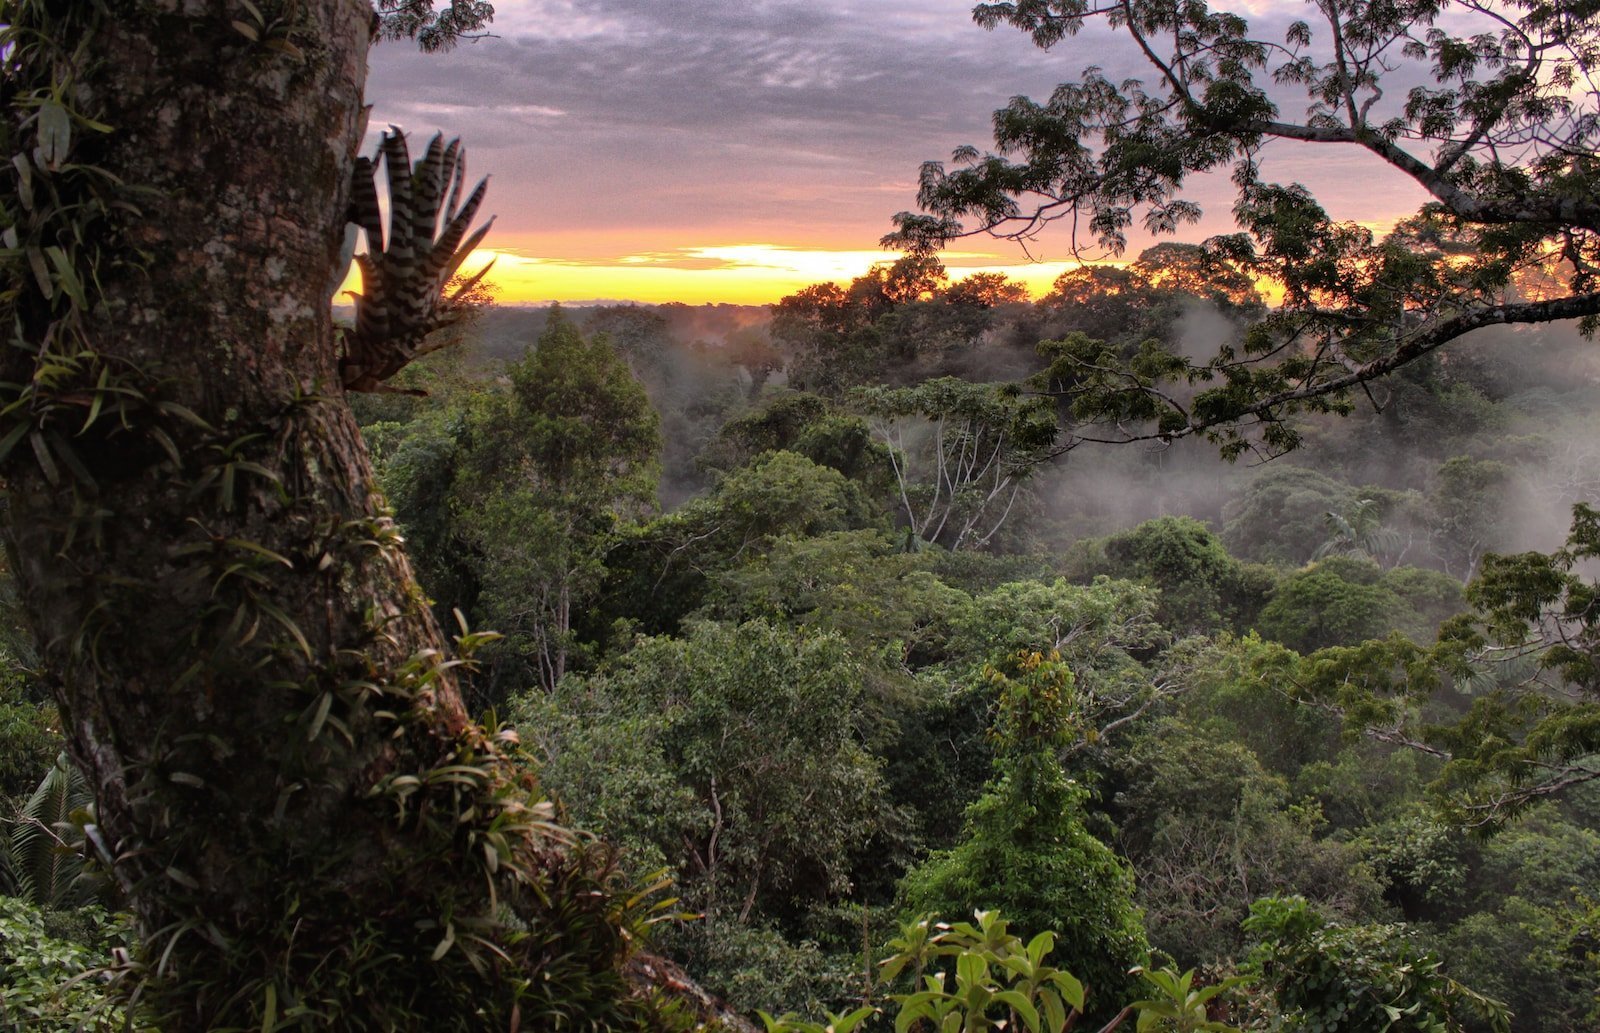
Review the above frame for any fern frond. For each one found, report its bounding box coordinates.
[1,752,95,909]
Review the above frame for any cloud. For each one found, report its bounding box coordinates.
[403,101,566,120]
[360,0,1456,299]
[364,0,1077,242]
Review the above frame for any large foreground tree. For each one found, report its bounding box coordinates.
[890,0,1600,458]
[0,2,679,1029]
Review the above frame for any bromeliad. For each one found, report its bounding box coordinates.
[340,127,494,393]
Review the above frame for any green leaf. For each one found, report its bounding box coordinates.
[24,246,51,297]
[827,1005,876,1032]
[306,691,333,741]
[28,430,58,485]
[254,597,312,660]
[260,982,277,1033]
[11,153,32,210]
[1048,971,1085,1012]
[895,992,946,1033]
[37,99,70,168]
[79,364,110,433]
[165,865,200,890]
[47,430,96,490]
[44,246,85,307]
[0,420,32,465]
[231,460,282,484]
[223,538,294,568]
[1190,974,1247,1005]
[1039,989,1067,1033]
[155,399,215,431]
[993,990,1040,1032]
[430,921,455,961]
[148,426,183,466]
[956,951,987,989]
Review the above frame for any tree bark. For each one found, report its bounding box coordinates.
[0,2,629,1028]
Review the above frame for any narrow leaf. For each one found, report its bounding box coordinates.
[431,922,456,961]
[0,420,31,465]
[25,246,51,297]
[11,154,33,210]
[45,246,85,307]
[222,538,293,567]
[254,597,312,660]
[165,865,199,890]
[29,430,58,484]
[306,691,333,741]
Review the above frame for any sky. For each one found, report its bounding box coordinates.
[360,0,1436,305]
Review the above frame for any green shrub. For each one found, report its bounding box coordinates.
[0,897,132,1031]
[0,655,59,805]
[1243,896,1507,1033]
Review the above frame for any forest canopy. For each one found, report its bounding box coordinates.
[3,1,1600,1032]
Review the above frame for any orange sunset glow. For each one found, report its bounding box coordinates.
[457,244,1093,306]
[338,241,1104,307]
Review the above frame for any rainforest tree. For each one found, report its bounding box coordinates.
[899,651,1149,1020]
[458,311,660,695]
[855,377,1057,550]
[891,0,1600,459]
[0,1,680,1029]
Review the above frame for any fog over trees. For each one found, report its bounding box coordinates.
[4,2,1600,1032]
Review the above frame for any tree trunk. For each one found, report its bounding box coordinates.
[0,2,632,1028]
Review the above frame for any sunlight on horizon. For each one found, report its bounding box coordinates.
[337,245,1107,307]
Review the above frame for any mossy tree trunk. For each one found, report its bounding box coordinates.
[0,2,634,1028]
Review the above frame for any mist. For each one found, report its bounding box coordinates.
[437,292,1600,582]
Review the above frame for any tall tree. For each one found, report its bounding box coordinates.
[890,0,1600,458]
[855,377,1057,550]
[898,650,1149,1020]
[460,311,660,694]
[0,2,661,1028]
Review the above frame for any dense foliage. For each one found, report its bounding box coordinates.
[7,0,1600,1030]
[17,269,1600,1027]
[325,276,1600,1030]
